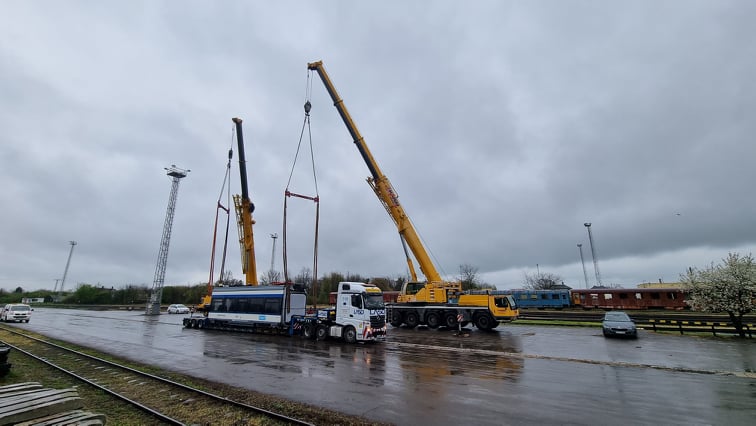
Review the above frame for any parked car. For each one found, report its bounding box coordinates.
[602,311,637,338]
[167,304,190,314]
[1,303,32,323]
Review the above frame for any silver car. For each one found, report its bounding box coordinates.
[602,311,637,338]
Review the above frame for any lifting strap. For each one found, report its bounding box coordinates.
[207,130,235,292]
[283,80,320,302]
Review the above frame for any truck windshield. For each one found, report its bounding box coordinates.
[364,294,385,310]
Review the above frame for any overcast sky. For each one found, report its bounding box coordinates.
[2,1,755,293]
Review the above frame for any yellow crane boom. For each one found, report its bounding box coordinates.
[307,60,460,303]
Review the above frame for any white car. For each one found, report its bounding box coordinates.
[167,304,190,314]
[1,304,32,323]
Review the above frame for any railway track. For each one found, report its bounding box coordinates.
[0,326,313,426]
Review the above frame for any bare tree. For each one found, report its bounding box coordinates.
[523,271,564,290]
[293,267,313,287]
[218,270,243,286]
[259,269,282,285]
[458,263,495,290]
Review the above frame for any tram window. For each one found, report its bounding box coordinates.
[264,299,281,314]
[247,298,263,313]
[551,294,560,299]
[530,294,538,300]
[604,294,613,300]
[635,293,642,299]
[541,294,549,300]
[668,292,676,299]
[520,294,528,300]
[651,293,661,299]
[619,293,628,299]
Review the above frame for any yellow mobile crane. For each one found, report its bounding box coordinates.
[231,117,259,287]
[198,118,258,312]
[308,61,518,330]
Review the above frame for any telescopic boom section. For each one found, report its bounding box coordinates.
[232,117,258,286]
[307,61,445,289]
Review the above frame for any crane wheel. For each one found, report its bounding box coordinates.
[426,312,441,329]
[405,312,419,328]
[389,311,404,327]
[443,313,458,328]
[474,314,495,331]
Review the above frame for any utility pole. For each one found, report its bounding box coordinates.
[147,165,190,315]
[59,241,77,295]
[584,223,603,287]
[577,243,589,289]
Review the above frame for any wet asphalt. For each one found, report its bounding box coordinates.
[10,308,756,425]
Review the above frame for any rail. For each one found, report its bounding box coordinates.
[0,326,314,425]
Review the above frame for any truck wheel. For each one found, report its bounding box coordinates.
[302,323,315,339]
[426,312,441,329]
[197,319,204,329]
[390,310,404,327]
[405,312,419,328]
[316,325,328,341]
[343,326,357,344]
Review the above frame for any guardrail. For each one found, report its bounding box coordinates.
[517,311,754,338]
[638,319,754,338]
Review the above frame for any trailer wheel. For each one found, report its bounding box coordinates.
[343,326,357,344]
[405,312,419,328]
[302,323,315,339]
[316,325,328,341]
[389,310,404,327]
[426,312,441,329]
[197,319,204,329]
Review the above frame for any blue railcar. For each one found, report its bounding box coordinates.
[504,289,571,309]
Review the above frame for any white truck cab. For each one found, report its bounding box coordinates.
[326,282,386,342]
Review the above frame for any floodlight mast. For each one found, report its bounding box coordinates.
[147,165,190,315]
